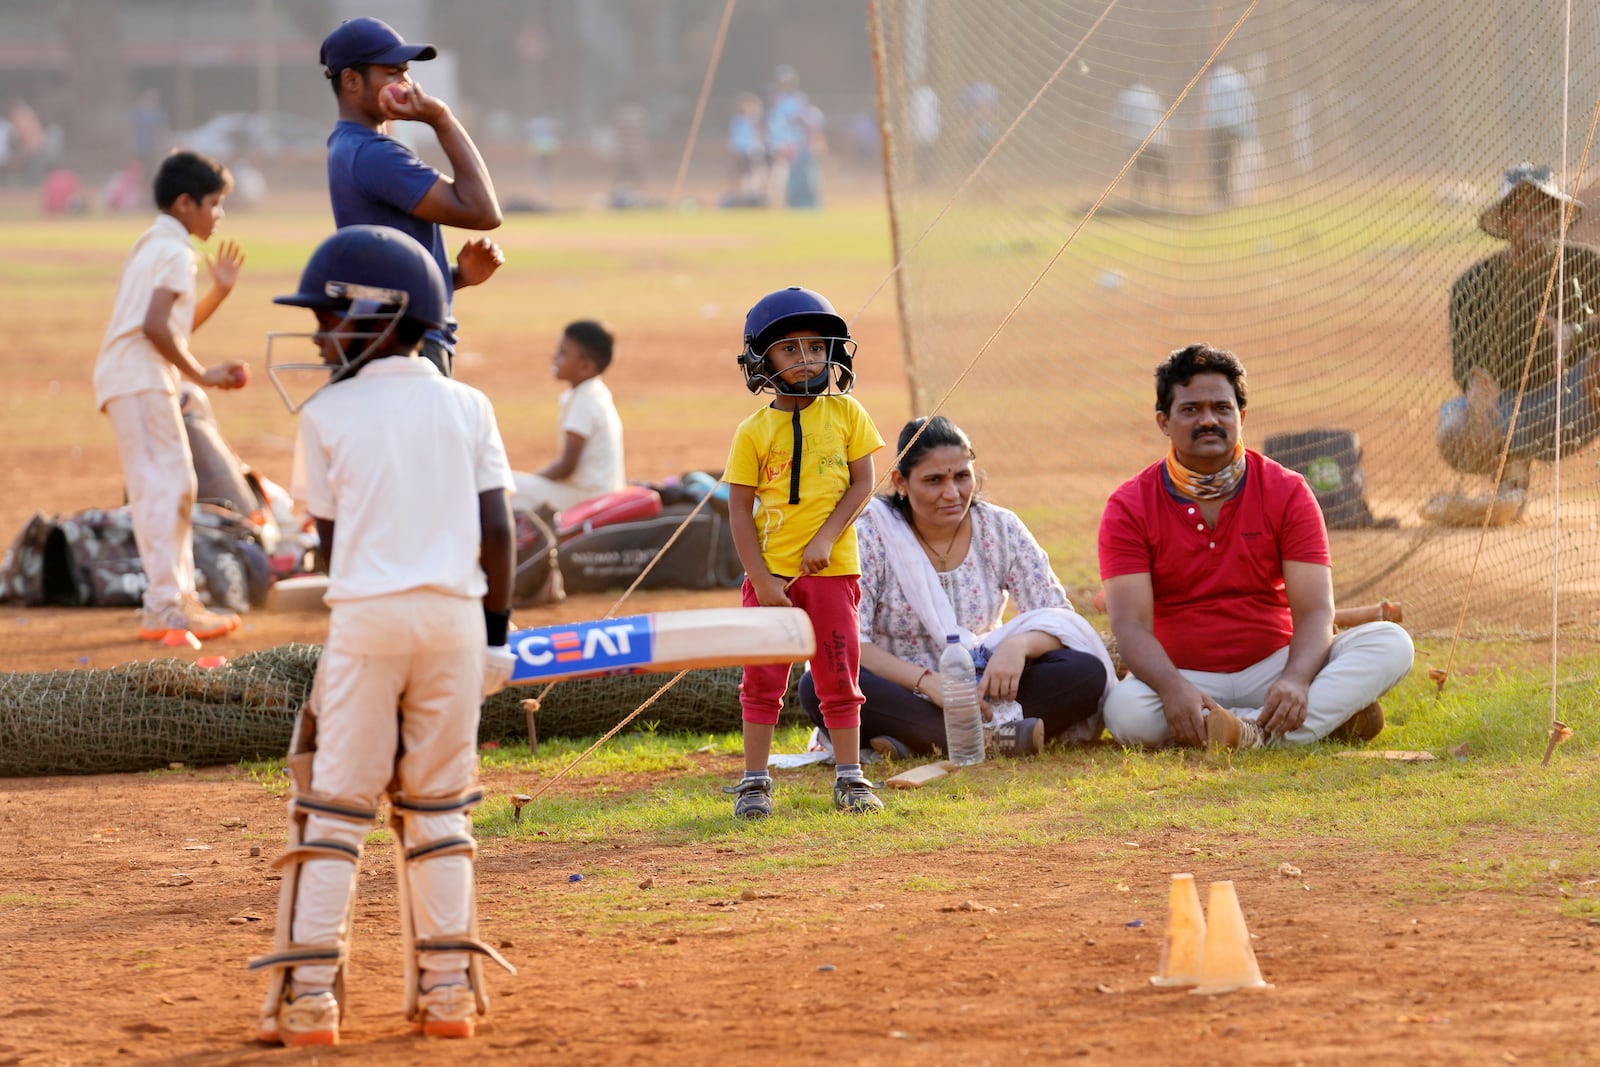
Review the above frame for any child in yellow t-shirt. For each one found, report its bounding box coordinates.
[722,287,884,817]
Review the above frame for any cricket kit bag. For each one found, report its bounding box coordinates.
[1262,429,1378,530]
[0,505,271,611]
[511,480,744,605]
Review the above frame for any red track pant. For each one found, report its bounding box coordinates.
[740,574,863,730]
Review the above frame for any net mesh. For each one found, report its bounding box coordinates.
[869,0,1600,637]
[0,649,794,778]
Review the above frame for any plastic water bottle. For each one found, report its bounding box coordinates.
[940,635,986,766]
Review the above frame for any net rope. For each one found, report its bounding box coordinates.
[530,2,1234,786]
[871,0,1600,651]
[550,0,1600,783]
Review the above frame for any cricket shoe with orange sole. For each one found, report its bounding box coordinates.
[415,983,477,1039]
[259,990,339,1047]
[137,594,240,642]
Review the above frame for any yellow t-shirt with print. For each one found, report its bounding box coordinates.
[723,394,884,577]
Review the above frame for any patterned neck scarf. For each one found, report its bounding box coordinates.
[1165,440,1247,501]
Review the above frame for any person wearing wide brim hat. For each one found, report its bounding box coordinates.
[1478,163,1584,240]
[1428,164,1600,526]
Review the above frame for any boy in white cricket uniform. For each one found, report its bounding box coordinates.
[251,226,518,1047]
[93,150,250,641]
[510,319,625,514]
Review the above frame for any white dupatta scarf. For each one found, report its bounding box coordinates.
[866,498,1115,733]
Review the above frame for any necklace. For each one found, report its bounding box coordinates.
[912,515,966,570]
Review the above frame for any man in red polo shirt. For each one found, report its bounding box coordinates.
[1098,344,1413,749]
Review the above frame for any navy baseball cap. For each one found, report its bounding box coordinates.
[320,17,437,73]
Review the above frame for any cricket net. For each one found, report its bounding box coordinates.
[0,647,789,777]
[869,0,1600,638]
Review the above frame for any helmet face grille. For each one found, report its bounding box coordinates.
[739,334,856,396]
[739,287,856,397]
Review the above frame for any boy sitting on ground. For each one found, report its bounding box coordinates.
[511,320,625,515]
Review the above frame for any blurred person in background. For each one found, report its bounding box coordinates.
[608,102,651,208]
[1198,64,1254,208]
[958,81,999,160]
[908,84,940,186]
[1429,164,1600,524]
[5,98,45,185]
[129,89,170,181]
[766,64,808,204]
[784,105,826,209]
[1114,82,1169,204]
[724,92,767,207]
[525,116,561,193]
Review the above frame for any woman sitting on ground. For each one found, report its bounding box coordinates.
[799,415,1114,758]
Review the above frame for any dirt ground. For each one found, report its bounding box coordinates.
[1,764,1597,1067]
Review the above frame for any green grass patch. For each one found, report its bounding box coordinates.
[456,642,1599,913]
[232,639,1596,917]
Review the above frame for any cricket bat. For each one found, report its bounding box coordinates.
[1332,600,1403,629]
[506,607,815,684]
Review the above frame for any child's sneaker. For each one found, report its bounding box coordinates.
[729,776,773,820]
[137,595,240,642]
[416,982,476,1039]
[833,775,883,814]
[261,990,339,1047]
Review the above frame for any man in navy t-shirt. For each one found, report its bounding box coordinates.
[319,16,504,376]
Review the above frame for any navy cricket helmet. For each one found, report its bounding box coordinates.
[737,286,856,395]
[266,226,448,412]
[274,224,447,331]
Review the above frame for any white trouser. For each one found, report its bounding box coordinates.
[292,591,486,986]
[510,471,594,516]
[1103,621,1414,747]
[104,390,197,612]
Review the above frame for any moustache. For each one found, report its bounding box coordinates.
[1192,427,1225,439]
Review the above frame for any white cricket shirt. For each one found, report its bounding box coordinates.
[292,356,515,604]
[93,213,196,410]
[558,376,625,499]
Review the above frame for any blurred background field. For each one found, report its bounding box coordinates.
[0,189,910,555]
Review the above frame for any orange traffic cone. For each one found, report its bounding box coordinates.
[1191,880,1271,995]
[1150,873,1207,988]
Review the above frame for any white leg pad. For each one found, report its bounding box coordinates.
[248,778,377,1041]
[389,788,515,1020]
